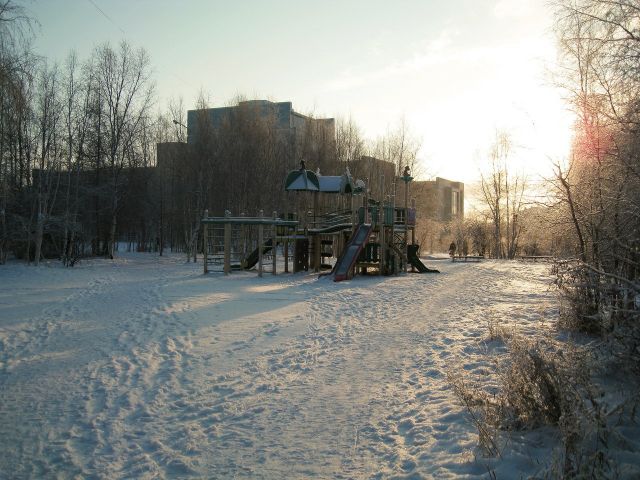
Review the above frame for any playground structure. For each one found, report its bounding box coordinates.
[201,165,439,281]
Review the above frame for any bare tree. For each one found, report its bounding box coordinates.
[335,116,366,165]
[178,92,212,261]
[479,131,527,259]
[0,0,36,263]
[551,0,640,369]
[370,117,422,177]
[31,62,61,265]
[92,41,154,259]
[59,51,88,266]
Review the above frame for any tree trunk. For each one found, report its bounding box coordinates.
[108,211,117,259]
[34,210,44,266]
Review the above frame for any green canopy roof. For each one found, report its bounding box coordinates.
[285,168,360,194]
[285,169,320,191]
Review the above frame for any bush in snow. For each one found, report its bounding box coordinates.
[448,333,614,477]
[554,259,640,376]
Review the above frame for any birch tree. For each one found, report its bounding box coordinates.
[0,0,35,263]
[479,131,527,259]
[92,41,154,258]
[31,62,61,265]
[552,0,640,364]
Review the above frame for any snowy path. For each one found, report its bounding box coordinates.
[0,254,557,479]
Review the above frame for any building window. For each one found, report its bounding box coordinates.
[452,191,459,216]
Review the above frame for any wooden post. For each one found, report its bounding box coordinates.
[392,181,396,275]
[379,176,385,275]
[284,233,289,273]
[224,210,231,275]
[351,193,355,227]
[313,235,320,273]
[258,210,264,277]
[311,192,319,272]
[404,179,409,273]
[241,212,246,266]
[313,191,318,226]
[363,188,368,224]
[272,211,277,275]
[203,210,209,274]
[411,198,416,246]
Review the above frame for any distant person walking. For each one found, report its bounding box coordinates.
[448,241,456,258]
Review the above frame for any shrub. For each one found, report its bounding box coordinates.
[554,259,640,375]
[448,333,614,477]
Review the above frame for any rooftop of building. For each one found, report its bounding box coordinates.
[186,99,334,144]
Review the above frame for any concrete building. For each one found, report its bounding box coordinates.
[413,177,464,222]
[186,100,335,149]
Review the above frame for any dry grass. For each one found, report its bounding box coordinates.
[497,337,583,429]
[448,330,615,478]
[446,371,502,457]
[486,319,514,344]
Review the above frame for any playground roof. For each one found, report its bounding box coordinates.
[285,169,320,191]
[285,169,356,194]
[319,176,341,193]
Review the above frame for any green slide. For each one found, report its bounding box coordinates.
[407,244,440,273]
[244,238,273,270]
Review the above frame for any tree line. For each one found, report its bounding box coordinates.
[0,0,426,265]
[550,0,640,370]
[0,2,156,264]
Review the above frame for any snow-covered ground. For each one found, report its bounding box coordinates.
[0,253,566,478]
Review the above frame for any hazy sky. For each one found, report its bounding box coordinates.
[27,0,574,188]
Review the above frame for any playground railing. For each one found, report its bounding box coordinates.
[311,209,353,230]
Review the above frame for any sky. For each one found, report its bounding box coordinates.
[27,0,574,190]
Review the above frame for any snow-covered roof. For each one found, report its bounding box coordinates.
[285,169,356,194]
[318,176,342,193]
[285,169,320,191]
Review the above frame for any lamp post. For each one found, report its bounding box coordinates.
[172,119,187,141]
[401,166,413,273]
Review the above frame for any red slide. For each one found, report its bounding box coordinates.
[333,224,372,282]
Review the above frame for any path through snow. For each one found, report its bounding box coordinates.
[0,254,558,478]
